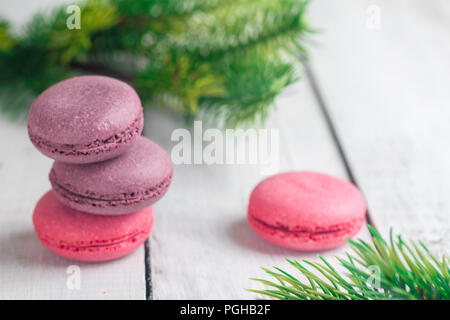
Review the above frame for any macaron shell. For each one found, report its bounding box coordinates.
[28,75,144,164]
[33,191,153,262]
[50,136,173,215]
[248,171,366,250]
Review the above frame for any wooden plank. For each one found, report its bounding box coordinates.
[144,77,371,299]
[0,117,147,299]
[308,0,450,256]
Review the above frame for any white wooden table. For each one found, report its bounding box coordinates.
[0,0,449,299]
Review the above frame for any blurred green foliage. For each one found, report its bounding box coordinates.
[0,0,312,125]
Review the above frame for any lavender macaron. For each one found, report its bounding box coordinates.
[50,136,173,215]
[28,75,144,164]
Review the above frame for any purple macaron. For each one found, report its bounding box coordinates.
[28,75,144,164]
[49,136,173,215]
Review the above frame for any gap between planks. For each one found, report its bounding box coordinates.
[144,239,152,300]
[143,124,153,300]
[304,63,376,229]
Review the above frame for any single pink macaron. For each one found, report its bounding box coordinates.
[50,136,173,215]
[28,75,144,164]
[33,191,153,262]
[248,171,366,251]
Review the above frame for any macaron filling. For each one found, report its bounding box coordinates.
[50,169,173,209]
[36,227,150,252]
[28,112,143,157]
[248,213,364,241]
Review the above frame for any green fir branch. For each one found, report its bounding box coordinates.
[0,19,16,52]
[201,52,297,126]
[23,0,119,64]
[0,0,312,126]
[249,226,450,300]
[115,0,226,17]
[147,0,311,58]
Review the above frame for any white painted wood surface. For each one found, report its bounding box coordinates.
[0,0,449,299]
[308,0,450,256]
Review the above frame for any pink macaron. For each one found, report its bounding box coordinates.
[28,75,144,164]
[247,171,366,251]
[50,136,173,215]
[33,191,153,262]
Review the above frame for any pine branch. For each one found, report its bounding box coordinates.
[201,52,297,126]
[249,226,450,300]
[116,0,227,17]
[151,0,312,59]
[132,0,311,125]
[0,0,312,126]
[136,54,225,114]
[0,19,16,52]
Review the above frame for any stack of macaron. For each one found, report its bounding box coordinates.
[28,75,173,262]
